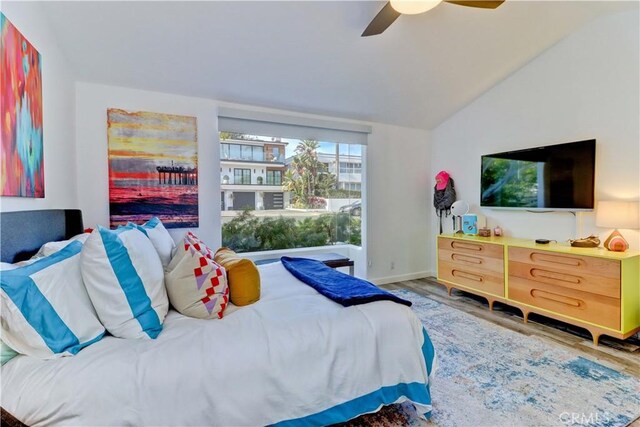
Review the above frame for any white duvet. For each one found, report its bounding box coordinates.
[1,262,435,426]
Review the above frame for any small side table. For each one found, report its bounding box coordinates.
[255,252,355,276]
[303,252,355,276]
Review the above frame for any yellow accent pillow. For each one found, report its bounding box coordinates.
[214,248,260,306]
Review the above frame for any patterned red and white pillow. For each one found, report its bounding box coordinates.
[165,237,229,319]
[185,231,215,260]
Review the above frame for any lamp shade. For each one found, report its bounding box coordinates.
[390,0,442,15]
[596,201,640,229]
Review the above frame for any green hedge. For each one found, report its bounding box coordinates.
[328,189,361,198]
[222,210,361,253]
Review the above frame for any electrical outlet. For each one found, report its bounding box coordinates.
[390,261,395,270]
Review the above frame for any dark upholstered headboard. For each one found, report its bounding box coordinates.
[0,209,84,263]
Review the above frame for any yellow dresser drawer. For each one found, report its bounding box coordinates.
[509,276,620,330]
[439,249,504,275]
[508,247,620,280]
[438,260,504,297]
[439,237,503,260]
[508,260,620,299]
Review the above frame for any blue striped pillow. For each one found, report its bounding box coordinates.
[1,241,105,359]
[128,217,176,268]
[80,225,168,339]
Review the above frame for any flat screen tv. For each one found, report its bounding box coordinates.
[481,139,595,210]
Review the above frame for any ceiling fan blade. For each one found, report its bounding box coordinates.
[361,2,401,37]
[444,0,505,9]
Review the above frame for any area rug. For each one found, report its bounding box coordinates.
[342,289,640,427]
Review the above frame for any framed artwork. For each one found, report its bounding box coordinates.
[107,109,198,228]
[1,13,44,198]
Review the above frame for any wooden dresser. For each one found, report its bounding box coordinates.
[438,237,505,300]
[437,234,640,345]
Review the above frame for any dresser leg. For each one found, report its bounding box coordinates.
[447,286,453,296]
[592,333,600,346]
[523,311,529,324]
[488,300,494,311]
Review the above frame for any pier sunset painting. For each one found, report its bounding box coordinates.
[107,109,198,228]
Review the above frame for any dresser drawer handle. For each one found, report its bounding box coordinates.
[452,254,483,265]
[530,252,582,267]
[530,268,581,285]
[451,241,483,252]
[530,289,582,308]
[452,269,484,282]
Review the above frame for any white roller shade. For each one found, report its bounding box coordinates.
[218,108,371,145]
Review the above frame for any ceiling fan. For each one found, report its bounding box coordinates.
[362,0,505,37]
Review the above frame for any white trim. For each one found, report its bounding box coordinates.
[370,271,434,286]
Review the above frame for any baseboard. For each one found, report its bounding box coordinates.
[370,271,434,286]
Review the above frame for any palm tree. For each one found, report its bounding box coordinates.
[283,169,304,206]
[283,140,336,208]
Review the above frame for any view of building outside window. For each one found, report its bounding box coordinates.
[219,131,362,253]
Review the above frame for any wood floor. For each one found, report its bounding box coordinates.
[383,277,640,377]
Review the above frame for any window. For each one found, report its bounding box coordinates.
[219,108,370,254]
[221,136,364,253]
[229,144,241,159]
[339,182,361,191]
[265,146,284,163]
[266,170,282,186]
[241,145,252,161]
[253,146,264,162]
[234,168,251,184]
[221,143,266,162]
[272,147,281,162]
[221,144,230,160]
[339,162,361,174]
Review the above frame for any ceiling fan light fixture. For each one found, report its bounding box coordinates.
[390,0,443,15]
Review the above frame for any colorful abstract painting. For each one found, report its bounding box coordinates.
[1,13,44,198]
[107,109,198,228]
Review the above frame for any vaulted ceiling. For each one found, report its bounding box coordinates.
[40,1,636,129]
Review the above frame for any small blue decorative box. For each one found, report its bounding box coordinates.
[462,214,478,235]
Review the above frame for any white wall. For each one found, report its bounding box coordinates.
[428,10,640,273]
[75,82,431,282]
[367,124,431,283]
[0,2,78,212]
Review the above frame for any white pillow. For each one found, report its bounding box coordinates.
[129,218,175,268]
[81,225,168,339]
[31,233,90,259]
[0,241,105,359]
[165,238,229,319]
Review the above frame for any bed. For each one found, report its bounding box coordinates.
[1,209,436,426]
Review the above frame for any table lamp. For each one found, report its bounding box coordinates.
[595,201,640,252]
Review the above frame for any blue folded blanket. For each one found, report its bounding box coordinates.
[280,257,411,307]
